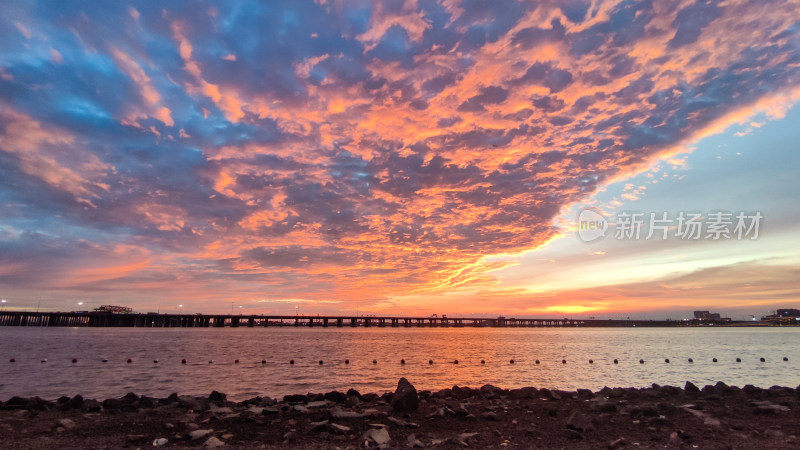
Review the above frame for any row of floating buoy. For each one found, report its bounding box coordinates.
[8,357,790,364]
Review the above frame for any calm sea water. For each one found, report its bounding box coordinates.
[1,327,798,401]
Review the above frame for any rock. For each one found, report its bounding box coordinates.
[703,417,721,427]
[152,438,169,446]
[387,416,419,427]
[764,429,785,439]
[101,398,126,410]
[204,436,225,447]
[346,395,361,407]
[178,395,209,411]
[65,395,84,410]
[448,436,470,447]
[482,411,500,421]
[609,437,627,448]
[346,388,362,399]
[305,400,329,409]
[590,400,617,413]
[1,396,45,411]
[509,387,537,399]
[208,391,227,404]
[324,390,348,403]
[331,408,364,419]
[752,401,790,413]
[293,405,310,413]
[209,404,234,413]
[283,430,297,443]
[565,429,584,440]
[138,395,156,409]
[567,411,594,432]
[329,423,351,434]
[246,405,264,414]
[361,393,380,402]
[308,419,331,432]
[362,427,391,445]
[684,381,700,393]
[576,388,594,399]
[407,433,425,448]
[126,434,146,443]
[57,418,76,430]
[261,407,279,415]
[189,429,214,440]
[82,399,102,412]
[283,394,308,403]
[391,377,419,412]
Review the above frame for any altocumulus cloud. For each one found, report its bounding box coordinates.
[0,0,798,306]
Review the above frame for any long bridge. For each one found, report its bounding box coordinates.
[0,311,679,328]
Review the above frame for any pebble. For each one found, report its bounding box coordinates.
[189,429,214,440]
[57,418,76,430]
[152,438,169,446]
[203,436,225,447]
[362,427,391,445]
[407,433,425,448]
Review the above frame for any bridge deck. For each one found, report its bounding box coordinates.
[0,311,678,328]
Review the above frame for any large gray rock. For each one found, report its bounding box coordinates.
[190,429,214,441]
[391,377,419,412]
[362,427,391,445]
[567,411,595,432]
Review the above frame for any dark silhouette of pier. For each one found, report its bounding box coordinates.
[0,311,678,328]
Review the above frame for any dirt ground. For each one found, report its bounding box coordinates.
[1,380,798,449]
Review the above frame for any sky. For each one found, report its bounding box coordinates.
[0,0,798,318]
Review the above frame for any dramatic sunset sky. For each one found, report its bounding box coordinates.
[0,0,798,318]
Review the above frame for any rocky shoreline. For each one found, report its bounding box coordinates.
[1,379,798,449]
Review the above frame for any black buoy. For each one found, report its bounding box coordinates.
[735,357,741,363]
[153,359,159,364]
[72,358,78,363]
[613,359,618,364]
[261,359,266,364]
[400,359,405,365]
[562,359,566,364]
[234,359,239,364]
[535,359,540,364]
[373,359,377,364]
[665,358,670,363]
[127,358,132,364]
[480,359,485,364]
[41,359,47,363]
[639,359,644,364]
[9,358,15,363]
[290,359,295,364]
[208,360,213,364]
[345,359,349,364]
[712,358,717,363]
[318,360,323,365]
[688,358,693,363]
[454,359,459,364]
[760,357,765,362]
[182,359,187,364]
[429,359,433,365]
[589,359,594,364]
[783,357,788,361]
[101,359,108,363]
[510,359,515,364]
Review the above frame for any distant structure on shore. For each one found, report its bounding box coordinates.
[761,309,800,324]
[693,310,731,323]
